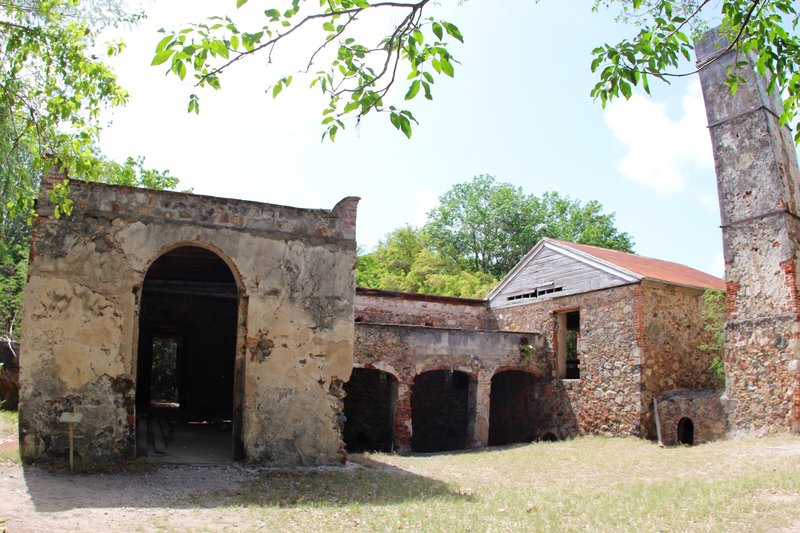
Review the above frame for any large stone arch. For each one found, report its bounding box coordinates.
[410,368,477,453]
[342,366,399,452]
[488,369,539,446]
[134,244,245,461]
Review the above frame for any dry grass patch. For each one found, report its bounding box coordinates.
[176,436,800,532]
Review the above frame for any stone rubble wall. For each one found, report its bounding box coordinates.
[639,280,723,436]
[656,390,726,446]
[697,28,800,435]
[492,283,644,438]
[354,289,497,330]
[19,175,358,465]
[354,323,543,450]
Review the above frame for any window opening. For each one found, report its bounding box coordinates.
[556,310,581,379]
[507,286,563,302]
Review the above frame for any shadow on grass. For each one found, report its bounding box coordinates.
[200,455,475,508]
[19,454,473,513]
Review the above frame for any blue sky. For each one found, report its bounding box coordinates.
[99,1,726,277]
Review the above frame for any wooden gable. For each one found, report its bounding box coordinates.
[488,239,641,309]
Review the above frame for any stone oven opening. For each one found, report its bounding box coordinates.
[135,245,240,463]
[411,370,474,453]
[343,368,397,452]
[488,370,537,446]
[677,417,694,446]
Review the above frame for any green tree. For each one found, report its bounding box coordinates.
[357,226,497,298]
[591,1,800,139]
[159,1,800,141]
[154,0,464,140]
[0,0,138,233]
[425,175,633,278]
[699,287,726,386]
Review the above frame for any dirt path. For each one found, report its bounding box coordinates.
[0,461,270,532]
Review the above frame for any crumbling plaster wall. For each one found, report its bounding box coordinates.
[354,323,543,451]
[20,175,358,464]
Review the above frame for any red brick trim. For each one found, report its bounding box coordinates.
[779,259,800,316]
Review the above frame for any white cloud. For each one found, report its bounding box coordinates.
[604,81,713,195]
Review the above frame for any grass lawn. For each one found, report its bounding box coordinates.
[189,436,800,532]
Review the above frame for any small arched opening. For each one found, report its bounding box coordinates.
[411,369,474,453]
[489,370,537,446]
[343,368,397,452]
[135,245,240,463]
[677,417,694,446]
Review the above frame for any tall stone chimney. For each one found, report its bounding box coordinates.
[696,28,800,435]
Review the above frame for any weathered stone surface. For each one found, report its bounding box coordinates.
[354,288,497,330]
[354,323,542,450]
[656,389,726,446]
[698,27,800,436]
[20,175,358,465]
[493,280,719,440]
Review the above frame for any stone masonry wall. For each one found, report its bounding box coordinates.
[354,323,543,451]
[492,283,645,438]
[656,390,726,446]
[697,28,800,435]
[640,280,723,436]
[20,175,358,465]
[354,288,496,330]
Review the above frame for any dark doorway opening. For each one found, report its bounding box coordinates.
[677,417,694,446]
[343,368,397,452]
[411,370,473,453]
[489,370,537,446]
[136,246,240,463]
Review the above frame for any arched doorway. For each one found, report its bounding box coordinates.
[411,370,474,453]
[489,370,537,446]
[677,417,694,446]
[136,246,240,463]
[343,368,397,452]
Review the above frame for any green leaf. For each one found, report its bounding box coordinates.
[236,0,248,7]
[442,22,463,43]
[151,49,174,66]
[440,56,455,77]
[432,22,443,40]
[405,80,421,100]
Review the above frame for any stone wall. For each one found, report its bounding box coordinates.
[355,288,496,330]
[354,323,543,451]
[639,280,722,435]
[656,390,726,446]
[19,175,358,465]
[697,28,800,435]
[493,283,644,437]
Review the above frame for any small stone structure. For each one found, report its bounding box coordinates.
[697,29,800,435]
[19,174,359,464]
[656,390,726,446]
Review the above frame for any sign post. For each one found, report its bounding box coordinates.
[59,412,83,473]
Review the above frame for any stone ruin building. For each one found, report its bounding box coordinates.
[10,27,799,465]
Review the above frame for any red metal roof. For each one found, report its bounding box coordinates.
[549,239,726,290]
